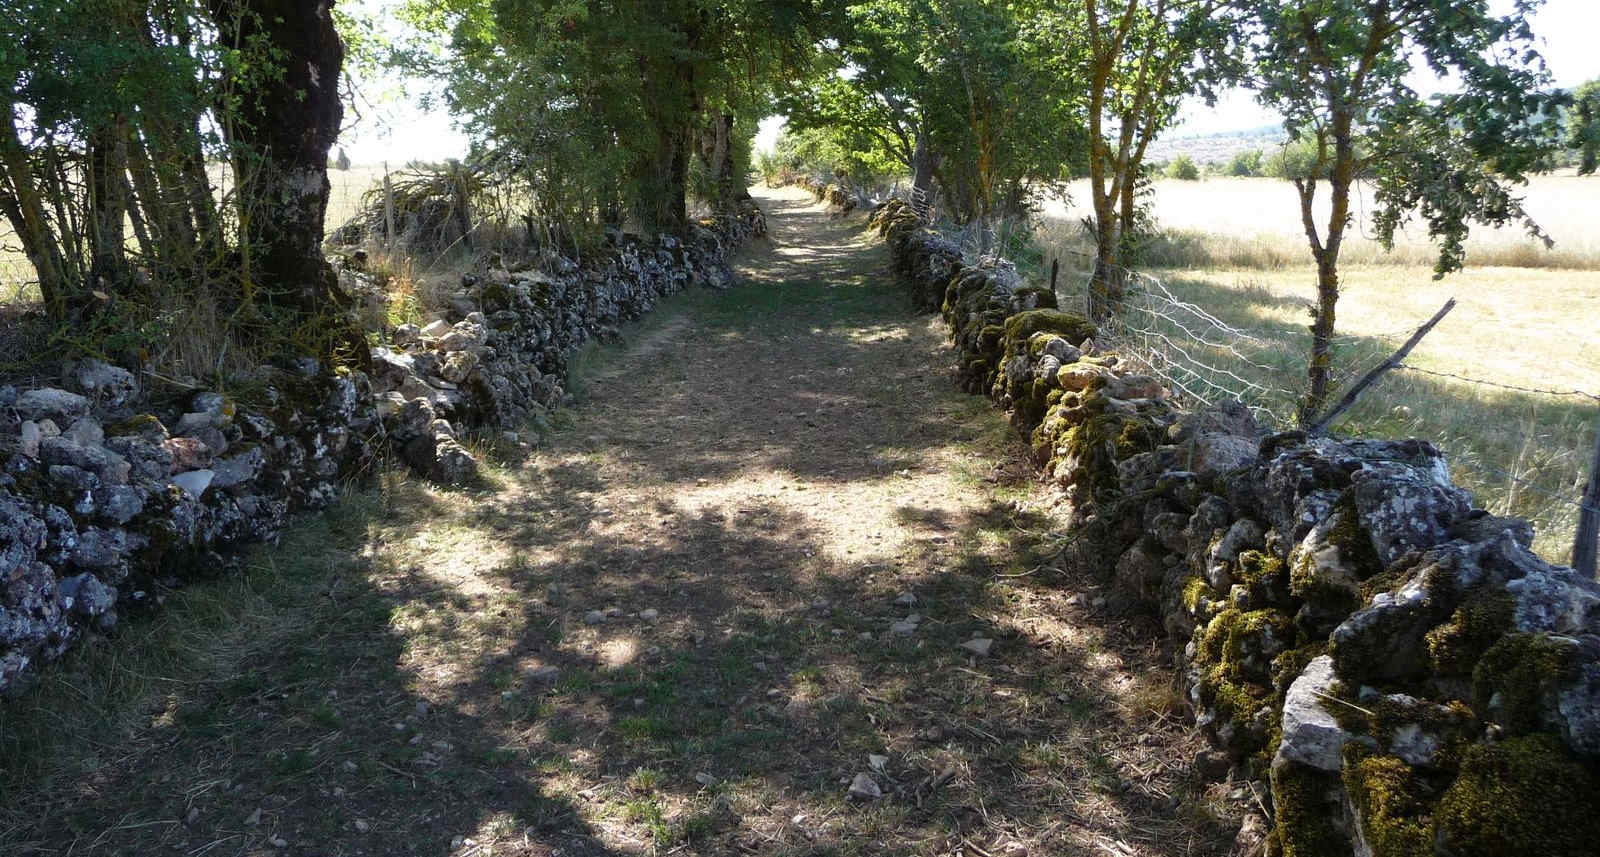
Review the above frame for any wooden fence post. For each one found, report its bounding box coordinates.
[1306,298,1456,436]
[1574,410,1600,577]
[383,164,396,250]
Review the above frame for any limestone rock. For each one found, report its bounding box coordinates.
[1039,336,1081,364]
[17,421,41,458]
[1206,518,1266,590]
[63,418,104,447]
[172,469,215,498]
[71,360,138,407]
[15,388,89,424]
[1348,459,1470,566]
[890,614,922,636]
[1275,656,1363,772]
[163,437,213,472]
[1182,433,1258,477]
[57,572,116,618]
[847,772,882,801]
[1115,542,1166,601]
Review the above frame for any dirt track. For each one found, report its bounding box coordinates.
[2,185,1234,857]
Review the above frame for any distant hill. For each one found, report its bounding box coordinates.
[1148,125,1287,166]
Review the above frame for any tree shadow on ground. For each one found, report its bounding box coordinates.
[0,186,1238,857]
[1065,266,1593,561]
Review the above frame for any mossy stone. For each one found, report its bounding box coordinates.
[1433,735,1600,857]
[1012,285,1058,309]
[1472,632,1577,735]
[1426,592,1514,677]
[1341,745,1434,857]
[1001,309,1095,349]
[1194,608,1293,746]
[1270,761,1348,857]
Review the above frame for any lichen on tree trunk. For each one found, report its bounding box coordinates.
[207,0,363,364]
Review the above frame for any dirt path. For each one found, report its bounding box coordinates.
[1,186,1233,856]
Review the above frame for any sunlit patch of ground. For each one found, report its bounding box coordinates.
[1,185,1238,857]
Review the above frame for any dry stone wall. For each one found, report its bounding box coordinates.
[869,196,1600,857]
[0,204,765,695]
[789,175,869,215]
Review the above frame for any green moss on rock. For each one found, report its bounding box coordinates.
[1237,550,1285,586]
[1183,575,1219,615]
[1270,762,1348,857]
[476,281,514,312]
[1359,563,1417,603]
[106,413,166,437]
[1001,309,1095,349]
[1056,405,1161,501]
[1012,285,1058,309]
[1194,608,1293,741]
[1271,642,1328,696]
[1427,592,1514,676]
[1472,632,1576,735]
[1342,745,1434,857]
[1434,735,1600,857]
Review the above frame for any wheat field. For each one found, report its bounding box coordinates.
[1039,173,1600,564]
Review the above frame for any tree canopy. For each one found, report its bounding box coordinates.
[1245,0,1562,422]
[780,0,1086,225]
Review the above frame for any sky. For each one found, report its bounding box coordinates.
[341,0,1600,164]
[1166,0,1600,137]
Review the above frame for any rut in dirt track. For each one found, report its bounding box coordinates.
[3,185,1236,857]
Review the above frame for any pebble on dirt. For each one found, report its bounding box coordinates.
[847,772,883,801]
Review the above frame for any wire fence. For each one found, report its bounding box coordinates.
[1042,246,1599,566]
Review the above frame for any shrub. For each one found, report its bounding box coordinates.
[1227,149,1264,177]
[1167,155,1200,181]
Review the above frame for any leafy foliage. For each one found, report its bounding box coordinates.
[403,0,820,238]
[781,0,1085,223]
[1,0,359,374]
[1245,0,1563,422]
[1567,79,1600,175]
[1070,0,1246,319]
[1226,148,1263,177]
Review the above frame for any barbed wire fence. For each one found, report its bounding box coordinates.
[1043,245,1599,571]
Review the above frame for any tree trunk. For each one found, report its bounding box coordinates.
[909,125,940,220]
[208,0,359,361]
[696,112,738,213]
[1088,193,1124,322]
[87,120,131,293]
[1117,166,1140,260]
[1302,251,1339,424]
[0,113,70,314]
[1299,118,1356,426]
[637,113,690,235]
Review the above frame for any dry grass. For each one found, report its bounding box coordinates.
[0,186,1240,857]
[1042,172,1600,271]
[1038,177,1600,565]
